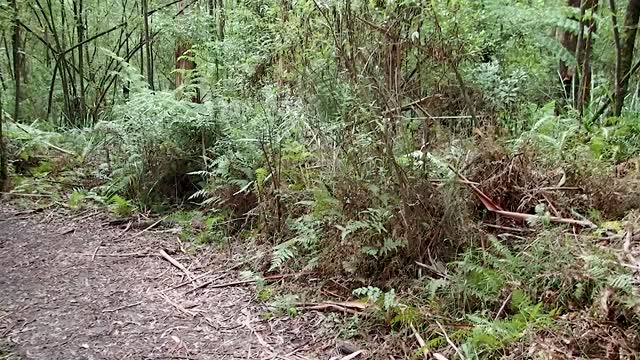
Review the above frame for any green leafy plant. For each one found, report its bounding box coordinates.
[67,189,87,211]
[107,194,135,218]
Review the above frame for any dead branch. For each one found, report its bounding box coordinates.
[133,216,169,237]
[80,252,149,257]
[91,245,101,261]
[296,301,367,315]
[1,192,53,197]
[481,223,533,233]
[182,273,228,295]
[452,165,596,228]
[183,271,316,294]
[162,270,214,292]
[435,320,465,360]
[159,293,196,317]
[494,292,512,320]
[409,323,429,360]
[158,249,194,281]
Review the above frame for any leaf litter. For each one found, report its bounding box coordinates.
[0,205,342,359]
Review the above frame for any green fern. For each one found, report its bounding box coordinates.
[269,215,320,271]
[107,194,134,218]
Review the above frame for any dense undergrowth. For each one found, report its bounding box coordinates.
[5,98,640,358]
[4,0,640,358]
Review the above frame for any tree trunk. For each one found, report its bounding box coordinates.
[609,0,622,113]
[75,0,86,119]
[559,0,597,113]
[11,0,20,122]
[142,0,154,90]
[175,0,196,100]
[614,0,640,116]
[217,0,224,42]
[575,0,598,114]
[0,71,7,191]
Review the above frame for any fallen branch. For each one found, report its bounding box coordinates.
[0,192,53,198]
[158,249,194,281]
[79,252,149,257]
[91,245,101,261]
[182,273,229,295]
[409,323,429,360]
[452,166,596,228]
[59,227,75,235]
[494,209,596,228]
[481,223,532,233]
[133,216,169,238]
[435,320,465,360]
[160,293,197,317]
[296,301,368,315]
[163,270,214,292]
[183,271,316,294]
[73,210,100,222]
[14,205,53,216]
[494,292,512,320]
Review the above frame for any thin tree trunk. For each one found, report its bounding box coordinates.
[11,0,20,122]
[123,0,130,98]
[610,0,622,114]
[75,0,86,119]
[217,0,224,42]
[575,0,597,114]
[175,0,196,98]
[614,0,640,115]
[0,69,7,191]
[3,32,13,79]
[142,0,154,89]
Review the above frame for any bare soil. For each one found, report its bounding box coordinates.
[0,205,335,359]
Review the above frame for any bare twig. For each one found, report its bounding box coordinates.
[452,165,596,228]
[494,209,596,228]
[80,252,148,257]
[162,270,214,292]
[623,227,637,265]
[133,216,168,238]
[409,323,429,360]
[296,301,367,315]
[184,271,316,294]
[73,210,99,222]
[481,223,532,233]
[435,320,465,360]
[59,227,75,235]
[494,292,512,320]
[160,294,196,317]
[0,192,52,197]
[91,245,101,261]
[158,249,194,281]
[182,273,228,295]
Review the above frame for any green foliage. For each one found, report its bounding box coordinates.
[268,294,300,317]
[421,231,640,358]
[459,301,556,358]
[269,215,320,271]
[107,194,134,218]
[8,0,640,357]
[67,189,87,211]
[352,286,399,312]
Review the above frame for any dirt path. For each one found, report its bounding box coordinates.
[0,205,334,360]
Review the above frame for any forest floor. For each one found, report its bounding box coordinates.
[0,204,340,360]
